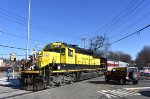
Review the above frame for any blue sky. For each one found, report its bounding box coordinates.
[0,0,149,60]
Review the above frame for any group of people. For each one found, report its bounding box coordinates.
[4,55,36,82]
[21,56,37,70]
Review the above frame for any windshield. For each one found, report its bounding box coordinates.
[128,67,138,72]
[143,67,150,70]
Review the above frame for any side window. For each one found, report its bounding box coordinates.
[116,68,121,72]
[61,48,65,54]
[121,68,126,72]
[68,48,73,57]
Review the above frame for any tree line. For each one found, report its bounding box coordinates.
[88,35,150,67]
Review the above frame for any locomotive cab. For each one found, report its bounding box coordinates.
[37,42,75,70]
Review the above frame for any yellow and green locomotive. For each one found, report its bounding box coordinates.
[20,42,107,91]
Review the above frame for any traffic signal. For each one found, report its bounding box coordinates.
[14,58,16,62]
[10,53,14,61]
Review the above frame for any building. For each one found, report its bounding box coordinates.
[0,59,3,67]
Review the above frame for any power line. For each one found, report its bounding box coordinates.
[0,54,8,55]
[0,7,80,41]
[0,14,54,36]
[0,44,30,51]
[109,12,150,39]
[0,25,149,52]
[109,25,150,45]
[0,54,26,56]
[94,0,147,38]
[0,8,57,32]
[0,15,27,26]
[0,7,63,33]
[103,0,145,35]
[105,0,149,36]
[87,0,147,43]
[0,31,48,44]
[95,0,138,33]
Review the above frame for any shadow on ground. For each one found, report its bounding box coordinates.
[0,77,21,90]
[139,90,150,97]
[88,80,130,85]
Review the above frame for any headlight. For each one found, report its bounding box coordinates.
[126,77,129,79]
[58,66,60,69]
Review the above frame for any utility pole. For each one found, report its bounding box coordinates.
[34,41,37,58]
[10,53,15,78]
[82,34,86,49]
[26,0,31,60]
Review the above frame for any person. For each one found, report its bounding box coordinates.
[21,59,25,70]
[6,68,11,82]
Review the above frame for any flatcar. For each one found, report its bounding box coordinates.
[19,42,107,91]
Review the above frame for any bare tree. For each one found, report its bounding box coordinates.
[108,51,132,63]
[135,46,150,67]
[89,34,109,57]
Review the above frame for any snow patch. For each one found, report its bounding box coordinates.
[0,77,20,87]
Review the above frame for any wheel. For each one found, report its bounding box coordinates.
[33,83,38,92]
[70,74,76,83]
[105,77,110,82]
[132,80,138,84]
[43,79,47,89]
[49,81,55,88]
[120,78,126,85]
[132,72,138,80]
[145,76,149,80]
[43,83,47,89]
[58,75,65,86]
[59,78,65,86]
[139,75,144,80]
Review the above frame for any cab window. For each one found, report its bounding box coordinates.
[68,48,73,57]
[43,45,51,51]
[61,48,65,54]
[53,48,60,53]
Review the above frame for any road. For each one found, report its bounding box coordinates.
[0,77,150,99]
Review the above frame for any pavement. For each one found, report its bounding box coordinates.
[0,73,20,87]
[0,77,20,87]
[0,76,149,99]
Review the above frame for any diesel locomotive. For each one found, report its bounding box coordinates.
[19,42,107,91]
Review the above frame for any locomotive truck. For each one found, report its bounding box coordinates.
[19,42,107,91]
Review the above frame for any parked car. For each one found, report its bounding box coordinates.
[105,67,139,84]
[143,67,150,79]
[138,67,150,79]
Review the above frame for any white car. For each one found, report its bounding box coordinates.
[143,67,150,79]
